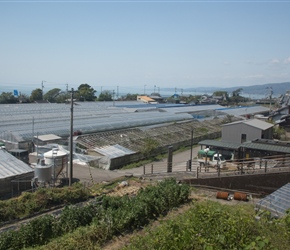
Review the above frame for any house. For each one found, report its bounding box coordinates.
[137,95,157,104]
[221,119,273,144]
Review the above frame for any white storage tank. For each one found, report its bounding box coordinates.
[34,160,52,183]
[43,149,68,178]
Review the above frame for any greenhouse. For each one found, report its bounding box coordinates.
[0,102,269,146]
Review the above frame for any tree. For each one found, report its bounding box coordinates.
[229,88,244,105]
[43,88,61,103]
[121,93,138,101]
[98,91,113,101]
[55,92,70,103]
[76,84,96,101]
[232,88,243,97]
[30,88,43,102]
[141,137,160,159]
[0,92,18,104]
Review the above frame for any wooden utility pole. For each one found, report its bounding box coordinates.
[69,88,74,186]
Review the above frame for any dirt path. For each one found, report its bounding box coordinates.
[73,146,201,184]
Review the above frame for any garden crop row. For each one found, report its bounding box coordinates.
[0,183,90,223]
[123,201,290,250]
[0,178,190,250]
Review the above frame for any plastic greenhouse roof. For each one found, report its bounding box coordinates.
[0,149,33,179]
[256,183,290,218]
[0,102,194,142]
[93,144,136,159]
[0,102,270,143]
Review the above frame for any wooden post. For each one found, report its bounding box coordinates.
[167,146,173,173]
[143,165,145,175]
[151,164,153,174]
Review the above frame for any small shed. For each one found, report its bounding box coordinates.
[198,139,241,160]
[89,144,137,170]
[222,119,273,144]
[241,139,290,158]
[34,134,62,146]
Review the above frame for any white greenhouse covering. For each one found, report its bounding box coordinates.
[0,149,33,179]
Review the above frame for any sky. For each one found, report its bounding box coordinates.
[1,0,290,95]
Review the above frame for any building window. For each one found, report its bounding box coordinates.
[241,134,247,143]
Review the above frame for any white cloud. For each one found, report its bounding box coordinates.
[283,57,290,64]
[269,58,280,65]
[244,74,264,79]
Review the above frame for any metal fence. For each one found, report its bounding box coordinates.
[141,154,290,179]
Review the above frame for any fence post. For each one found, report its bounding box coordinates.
[197,167,199,179]
[143,165,145,175]
[167,145,173,173]
[265,161,267,173]
[151,164,153,174]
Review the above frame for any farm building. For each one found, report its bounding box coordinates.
[221,119,273,144]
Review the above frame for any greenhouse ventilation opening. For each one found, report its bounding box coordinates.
[256,183,290,218]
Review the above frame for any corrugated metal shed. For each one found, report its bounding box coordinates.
[93,144,136,159]
[242,139,290,154]
[256,183,290,218]
[0,149,33,179]
[198,140,241,150]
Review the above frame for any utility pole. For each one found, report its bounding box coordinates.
[112,90,115,107]
[69,88,74,186]
[41,80,46,100]
[66,83,68,93]
[189,129,193,171]
[117,86,119,99]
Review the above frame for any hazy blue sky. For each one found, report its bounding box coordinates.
[1,0,290,95]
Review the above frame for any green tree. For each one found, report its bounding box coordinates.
[76,84,96,101]
[121,93,138,101]
[229,88,244,105]
[30,88,43,102]
[232,88,243,97]
[98,91,113,101]
[141,137,160,159]
[55,92,70,103]
[0,92,18,104]
[43,88,61,102]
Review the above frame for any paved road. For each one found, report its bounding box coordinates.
[73,146,201,184]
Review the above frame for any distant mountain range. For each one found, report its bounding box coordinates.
[162,82,290,97]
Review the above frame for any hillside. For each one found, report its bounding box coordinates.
[162,82,290,97]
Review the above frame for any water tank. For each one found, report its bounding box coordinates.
[43,149,68,178]
[34,160,52,183]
